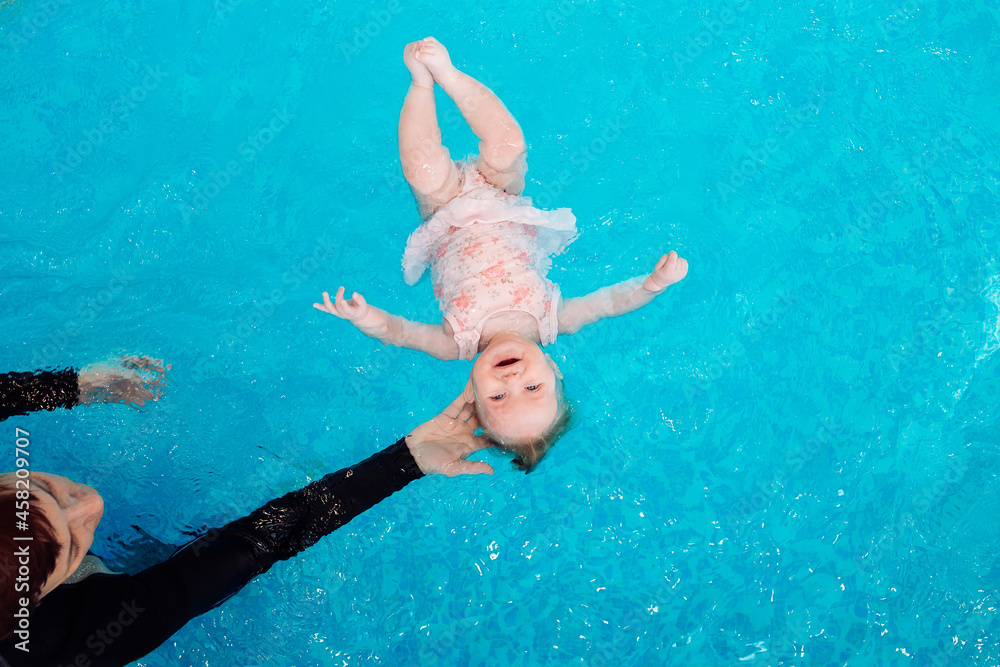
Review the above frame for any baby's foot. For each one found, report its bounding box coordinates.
[404,40,434,89]
[414,37,459,86]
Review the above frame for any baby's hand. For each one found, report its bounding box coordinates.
[644,251,688,292]
[314,286,371,322]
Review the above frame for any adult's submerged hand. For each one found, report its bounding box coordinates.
[78,355,169,408]
[406,394,494,477]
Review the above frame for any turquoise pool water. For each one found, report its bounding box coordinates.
[2,0,999,664]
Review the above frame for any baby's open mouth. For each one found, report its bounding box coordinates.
[496,357,519,367]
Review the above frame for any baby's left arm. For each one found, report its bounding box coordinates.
[558,251,688,335]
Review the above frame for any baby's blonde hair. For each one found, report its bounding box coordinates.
[479,378,573,473]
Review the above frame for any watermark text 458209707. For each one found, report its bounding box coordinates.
[11,428,34,653]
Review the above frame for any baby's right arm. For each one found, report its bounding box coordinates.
[314,287,460,361]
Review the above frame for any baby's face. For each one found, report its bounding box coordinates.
[467,334,560,441]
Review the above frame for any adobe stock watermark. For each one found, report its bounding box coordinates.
[51,65,169,181]
[534,491,591,547]
[438,73,503,133]
[417,611,478,663]
[174,107,294,223]
[383,75,502,194]
[851,453,969,603]
[386,134,437,195]
[28,270,134,368]
[886,271,983,372]
[69,600,145,665]
[384,74,509,195]
[767,611,819,663]
[923,596,998,665]
[532,115,628,209]
[213,0,245,20]
[673,0,753,73]
[715,87,830,203]
[339,0,404,63]
[723,419,843,529]
[683,291,798,403]
[583,575,681,667]
[585,600,666,667]
[220,235,339,350]
[544,0,577,29]
[5,0,69,52]
[844,126,965,239]
[341,345,406,402]
[9,429,33,653]
[878,0,926,41]
[533,435,633,547]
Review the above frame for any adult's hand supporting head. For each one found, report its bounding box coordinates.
[405,394,494,476]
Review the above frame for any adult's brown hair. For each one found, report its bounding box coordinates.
[0,483,61,641]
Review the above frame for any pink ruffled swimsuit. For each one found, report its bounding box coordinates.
[402,163,578,361]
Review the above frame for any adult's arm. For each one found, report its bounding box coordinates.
[157,394,490,620]
[0,357,166,421]
[0,438,422,667]
[0,396,489,666]
[0,369,79,421]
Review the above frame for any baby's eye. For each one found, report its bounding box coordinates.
[526,385,539,391]
[491,393,506,401]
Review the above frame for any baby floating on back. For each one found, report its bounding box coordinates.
[315,37,688,470]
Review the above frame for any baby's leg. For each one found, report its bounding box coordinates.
[399,40,462,218]
[415,38,526,195]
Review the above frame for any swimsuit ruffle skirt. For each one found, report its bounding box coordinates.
[401,163,578,360]
[402,163,578,285]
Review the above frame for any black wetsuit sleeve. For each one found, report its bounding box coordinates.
[173,435,425,576]
[0,438,423,667]
[0,369,80,421]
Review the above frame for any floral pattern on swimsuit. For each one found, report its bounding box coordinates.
[430,220,559,360]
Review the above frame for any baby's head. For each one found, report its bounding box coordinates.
[465,333,571,472]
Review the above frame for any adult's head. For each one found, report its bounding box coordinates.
[0,472,103,639]
[466,333,571,472]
